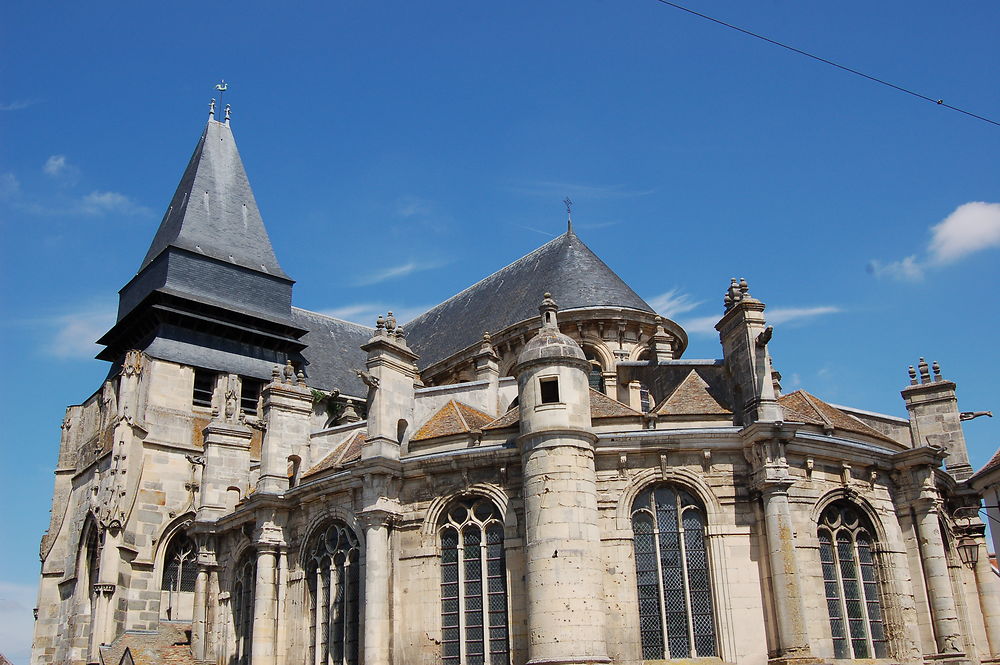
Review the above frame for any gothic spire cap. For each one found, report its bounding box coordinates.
[539,292,559,329]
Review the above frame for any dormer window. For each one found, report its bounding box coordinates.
[540,377,560,404]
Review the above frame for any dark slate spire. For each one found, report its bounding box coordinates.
[98,115,307,378]
[405,230,655,368]
[140,118,288,279]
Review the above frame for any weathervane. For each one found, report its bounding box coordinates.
[563,197,574,233]
[215,80,228,116]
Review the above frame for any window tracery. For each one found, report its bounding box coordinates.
[161,531,197,593]
[440,496,509,665]
[305,521,360,665]
[817,501,888,658]
[631,484,716,658]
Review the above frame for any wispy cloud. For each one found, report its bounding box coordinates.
[0,98,38,111]
[354,260,443,286]
[647,288,703,319]
[19,190,151,217]
[679,304,841,335]
[40,304,116,359]
[43,154,78,179]
[869,202,1000,281]
[395,196,432,218]
[0,581,36,664]
[766,306,841,325]
[513,224,557,238]
[510,180,656,200]
[0,172,20,199]
[317,303,431,326]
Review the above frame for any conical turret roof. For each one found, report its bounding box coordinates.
[405,230,654,368]
[140,118,288,279]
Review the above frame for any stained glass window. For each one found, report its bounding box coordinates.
[306,521,360,665]
[818,501,888,659]
[161,532,197,592]
[630,485,716,658]
[440,497,509,665]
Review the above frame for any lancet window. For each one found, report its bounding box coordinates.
[631,484,716,659]
[161,531,197,592]
[232,552,256,665]
[440,496,509,665]
[305,521,360,665]
[584,348,606,393]
[817,501,888,659]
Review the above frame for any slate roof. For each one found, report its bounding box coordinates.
[293,307,373,396]
[779,390,894,443]
[303,430,367,478]
[404,230,654,368]
[412,400,495,441]
[654,369,732,416]
[141,120,288,279]
[482,388,639,431]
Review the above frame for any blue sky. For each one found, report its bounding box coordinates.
[1,2,998,661]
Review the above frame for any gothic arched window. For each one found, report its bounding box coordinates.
[631,485,716,659]
[305,521,360,665]
[584,348,606,394]
[232,552,256,665]
[440,496,509,665]
[818,501,888,659]
[161,532,197,592]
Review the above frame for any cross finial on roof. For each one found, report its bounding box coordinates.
[563,197,574,233]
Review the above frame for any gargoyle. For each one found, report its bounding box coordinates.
[355,370,380,390]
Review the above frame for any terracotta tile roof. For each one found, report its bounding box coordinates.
[590,388,642,419]
[100,623,195,665]
[481,388,638,431]
[412,400,495,442]
[779,390,894,443]
[302,430,366,478]
[971,447,1000,482]
[653,369,731,416]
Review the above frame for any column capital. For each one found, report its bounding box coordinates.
[358,508,399,530]
[92,583,115,597]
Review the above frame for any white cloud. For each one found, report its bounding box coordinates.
[43,154,69,176]
[45,305,116,359]
[647,288,703,320]
[317,303,431,326]
[0,580,38,664]
[867,255,923,281]
[0,98,37,111]
[928,201,1000,265]
[870,202,1000,281]
[766,306,841,325]
[396,196,432,218]
[354,260,442,286]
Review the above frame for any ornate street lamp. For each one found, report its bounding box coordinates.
[957,535,980,567]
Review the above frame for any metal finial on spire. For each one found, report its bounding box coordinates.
[563,197,574,233]
[209,98,216,119]
[214,80,228,122]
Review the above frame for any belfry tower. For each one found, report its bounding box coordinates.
[97,103,306,378]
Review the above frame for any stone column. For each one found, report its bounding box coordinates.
[252,545,278,665]
[758,481,813,659]
[192,566,209,659]
[207,567,220,663]
[913,498,963,653]
[276,547,288,665]
[972,535,1000,656]
[360,510,393,665]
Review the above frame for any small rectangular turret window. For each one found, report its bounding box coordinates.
[192,369,215,408]
[540,377,560,404]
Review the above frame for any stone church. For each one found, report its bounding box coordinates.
[30,107,1000,665]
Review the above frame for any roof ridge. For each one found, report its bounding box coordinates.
[291,306,375,331]
[407,232,571,325]
[800,391,835,430]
